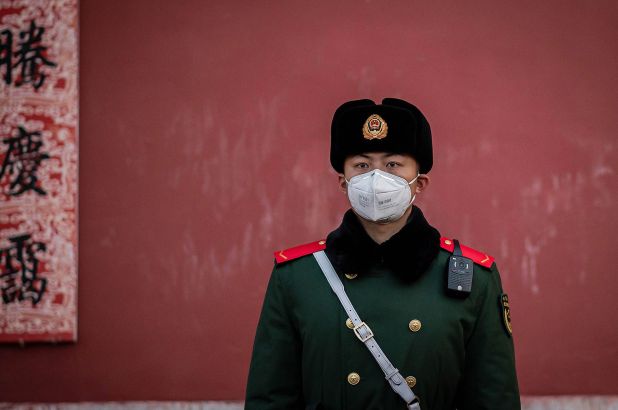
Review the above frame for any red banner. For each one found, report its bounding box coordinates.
[0,0,78,343]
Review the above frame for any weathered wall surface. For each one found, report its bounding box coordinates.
[0,0,616,401]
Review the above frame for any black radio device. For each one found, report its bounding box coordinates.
[447,239,474,297]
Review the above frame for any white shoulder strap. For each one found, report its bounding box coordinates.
[313,250,421,410]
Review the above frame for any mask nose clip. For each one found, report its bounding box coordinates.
[346,170,419,185]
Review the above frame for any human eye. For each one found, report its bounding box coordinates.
[386,161,401,168]
[354,162,369,169]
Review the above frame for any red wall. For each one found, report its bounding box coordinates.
[1,0,617,401]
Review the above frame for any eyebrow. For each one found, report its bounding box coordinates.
[355,153,400,159]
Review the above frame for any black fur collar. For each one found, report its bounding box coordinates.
[325,206,441,282]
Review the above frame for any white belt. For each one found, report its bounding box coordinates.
[313,250,421,410]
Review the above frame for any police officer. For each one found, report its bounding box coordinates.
[245,98,520,409]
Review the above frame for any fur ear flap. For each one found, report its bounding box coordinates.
[382,98,433,174]
[330,99,376,173]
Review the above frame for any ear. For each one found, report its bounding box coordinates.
[413,174,430,194]
[337,173,347,194]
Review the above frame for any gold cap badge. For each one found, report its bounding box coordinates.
[362,114,388,140]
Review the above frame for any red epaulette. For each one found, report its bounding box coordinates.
[440,237,494,268]
[274,240,327,264]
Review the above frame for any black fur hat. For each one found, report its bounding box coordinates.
[330,98,433,174]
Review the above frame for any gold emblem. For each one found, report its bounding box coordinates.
[346,318,355,329]
[501,293,513,336]
[405,376,417,388]
[362,114,388,140]
[345,273,358,280]
[347,372,361,385]
[409,319,422,332]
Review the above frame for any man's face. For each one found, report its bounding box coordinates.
[337,152,430,198]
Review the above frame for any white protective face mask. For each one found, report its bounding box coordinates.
[346,169,419,223]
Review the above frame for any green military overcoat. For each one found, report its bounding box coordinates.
[246,208,519,410]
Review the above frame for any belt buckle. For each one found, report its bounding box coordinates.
[353,321,374,342]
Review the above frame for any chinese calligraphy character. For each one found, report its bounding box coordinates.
[13,20,57,89]
[0,126,50,196]
[0,20,56,90]
[0,28,12,85]
[0,233,47,306]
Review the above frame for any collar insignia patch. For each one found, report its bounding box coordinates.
[362,114,388,140]
[500,293,513,336]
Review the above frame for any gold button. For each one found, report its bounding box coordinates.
[405,376,417,388]
[347,372,360,385]
[345,273,358,280]
[444,239,452,245]
[318,240,326,245]
[409,319,422,332]
[346,318,355,329]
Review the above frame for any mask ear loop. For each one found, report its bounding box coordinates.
[407,173,420,205]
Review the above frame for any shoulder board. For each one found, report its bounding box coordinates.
[440,237,494,268]
[274,240,326,264]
